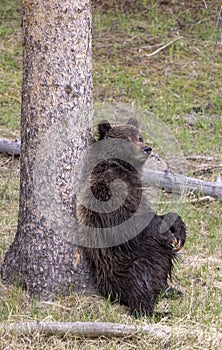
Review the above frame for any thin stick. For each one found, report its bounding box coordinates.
[186,155,215,161]
[145,37,183,57]
[203,0,208,9]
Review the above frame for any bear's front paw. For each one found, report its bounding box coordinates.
[171,235,183,252]
[160,213,186,252]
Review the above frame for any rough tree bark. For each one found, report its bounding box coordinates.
[1,0,97,298]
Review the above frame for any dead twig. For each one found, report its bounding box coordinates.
[0,158,13,166]
[203,0,208,9]
[189,196,216,204]
[191,165,222,176]
[186,155,216,161]
[145,37,183,57]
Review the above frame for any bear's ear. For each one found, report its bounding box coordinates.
[127,117,139,129]
[98,120,112,140]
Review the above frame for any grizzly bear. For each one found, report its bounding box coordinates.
[76,119,186,316]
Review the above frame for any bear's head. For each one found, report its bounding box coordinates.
[97,119,152,165]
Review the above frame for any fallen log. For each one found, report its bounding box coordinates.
[142,168,222,199]
[0,138,221,199]
[0,138,21,156]
[0,321,170,342]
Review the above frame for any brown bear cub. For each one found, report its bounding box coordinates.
[77,119,186,317]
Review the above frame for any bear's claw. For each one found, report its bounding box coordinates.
[172,237,182,252]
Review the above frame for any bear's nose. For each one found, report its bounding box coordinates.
[143,146,152,155]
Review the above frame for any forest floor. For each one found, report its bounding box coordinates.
[0,0,222,349]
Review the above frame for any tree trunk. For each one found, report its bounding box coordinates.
[1,0,97,298]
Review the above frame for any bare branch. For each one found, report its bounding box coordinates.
[0,321,171,342]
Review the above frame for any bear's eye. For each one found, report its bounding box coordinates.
[138,136,143,143]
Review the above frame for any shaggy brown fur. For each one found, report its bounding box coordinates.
[77,120,186,316]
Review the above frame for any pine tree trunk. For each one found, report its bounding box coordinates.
[1,0,97,298]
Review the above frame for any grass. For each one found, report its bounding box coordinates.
[0,0,22,132]
[1,0,222,349]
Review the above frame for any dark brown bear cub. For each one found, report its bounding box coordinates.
[77,119,186,316]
